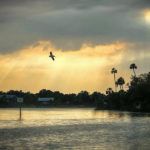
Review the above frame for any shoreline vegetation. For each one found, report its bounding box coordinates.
[0,64,150,113]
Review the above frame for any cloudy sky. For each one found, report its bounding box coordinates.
[0,0,150,93]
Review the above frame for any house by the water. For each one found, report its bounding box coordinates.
[37,97,54,105]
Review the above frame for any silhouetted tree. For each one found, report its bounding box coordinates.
[127,72,150,111]
[111,68,118,92]
[91,92,105,107]
[38,89,53,97]
[116,77,125,90]
[106,88,113,95]
[77,91,91,105]
[130,63,137,77]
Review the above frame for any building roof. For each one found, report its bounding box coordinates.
[38,97,54,102]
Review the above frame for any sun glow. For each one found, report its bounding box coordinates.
[144,10,150,24]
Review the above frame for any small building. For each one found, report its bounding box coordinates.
[37,97,54,105]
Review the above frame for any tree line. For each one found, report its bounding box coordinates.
[0,63,150,112]
[104,63,150,112]
[0,89,105,108]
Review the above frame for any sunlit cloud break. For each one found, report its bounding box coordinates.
[143,9,150,24]
[0,41,127,93]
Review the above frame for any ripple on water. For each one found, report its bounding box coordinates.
[0,108,150,150]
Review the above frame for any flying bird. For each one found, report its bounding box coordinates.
[49,52,55,61]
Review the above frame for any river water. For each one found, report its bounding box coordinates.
[0,108,150,150]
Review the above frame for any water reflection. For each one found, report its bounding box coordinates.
[92,110,129,120]
[0,108,149,129]
[93,109,150,119]
[0,108,150,150]
[0,108,150,122]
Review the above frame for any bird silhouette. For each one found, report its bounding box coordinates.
[49,52,55,61]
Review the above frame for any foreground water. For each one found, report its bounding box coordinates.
[0,108,150,150]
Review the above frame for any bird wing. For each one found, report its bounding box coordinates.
[49,51,55,61]
[52,56,55,61]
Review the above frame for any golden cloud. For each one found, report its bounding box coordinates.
[0,41,128,93]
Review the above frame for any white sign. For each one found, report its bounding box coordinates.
[17,98,24,103]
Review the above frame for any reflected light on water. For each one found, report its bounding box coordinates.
[0,108,134,129]
[92,110,131,121]
[0,108,150,150]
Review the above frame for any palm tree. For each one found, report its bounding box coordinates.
[116,77,125,90]
[130,63,137,77]
[106,88,113,95]
[111,68,117,92]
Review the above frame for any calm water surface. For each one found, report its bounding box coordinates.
[0,108,150,150]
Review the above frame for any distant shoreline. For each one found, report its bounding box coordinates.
[0,105,95,109]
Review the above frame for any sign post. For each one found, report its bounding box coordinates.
[19,106,22,121]
[17,98,23,120]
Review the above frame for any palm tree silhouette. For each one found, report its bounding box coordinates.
[130,63,137,77]
[116,77,125,90]
[111,68,117,92]
[106,88,113,95]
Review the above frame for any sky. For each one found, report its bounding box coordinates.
[0,0,150,93]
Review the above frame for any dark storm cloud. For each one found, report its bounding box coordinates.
[0,0,150,52]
